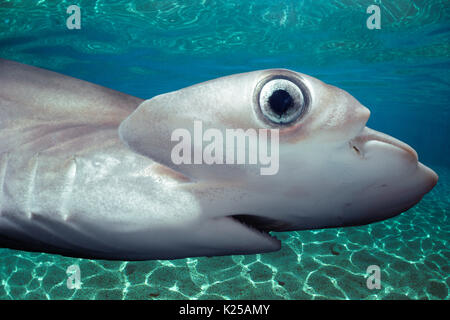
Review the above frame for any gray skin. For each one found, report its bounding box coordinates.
[0,59,438,260]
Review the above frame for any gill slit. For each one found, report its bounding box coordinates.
[0,152,9,216]
[26,153,39,219]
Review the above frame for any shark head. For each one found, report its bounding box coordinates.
[119,69,438,234]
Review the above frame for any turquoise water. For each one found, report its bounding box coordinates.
[0,0,449,299]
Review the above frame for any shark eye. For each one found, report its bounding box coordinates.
[258,78,307,125]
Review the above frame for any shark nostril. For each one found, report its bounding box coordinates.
[349,141,363,157]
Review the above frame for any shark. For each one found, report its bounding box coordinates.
[0,59,438,260]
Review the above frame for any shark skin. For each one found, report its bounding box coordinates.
[0,59,438,260]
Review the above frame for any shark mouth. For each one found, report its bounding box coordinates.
[229,214,291,236]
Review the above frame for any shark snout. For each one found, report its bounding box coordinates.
[423,164,439,193]
[348,127,438,216]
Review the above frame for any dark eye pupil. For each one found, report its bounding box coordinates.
[268,89,293,116]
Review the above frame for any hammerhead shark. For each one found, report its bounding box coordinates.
[0,59,438,260]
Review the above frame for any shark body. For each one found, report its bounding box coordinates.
[0,59,438,260]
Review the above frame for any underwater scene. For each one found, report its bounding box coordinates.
[0,0,449,300]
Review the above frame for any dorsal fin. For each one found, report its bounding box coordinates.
[0,59,143,153]
[0,59,143,128]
